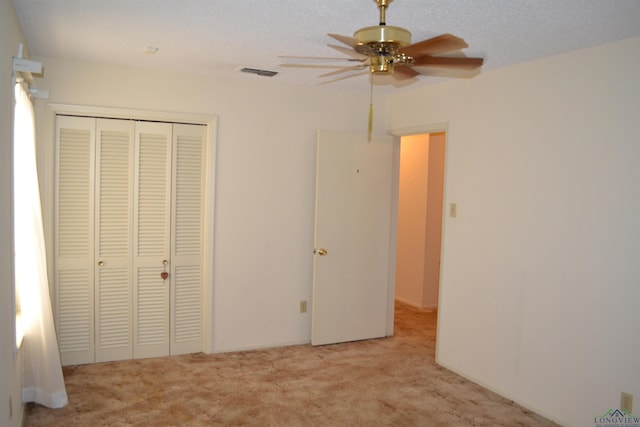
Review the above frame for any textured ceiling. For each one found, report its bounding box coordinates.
[12,0,640,93]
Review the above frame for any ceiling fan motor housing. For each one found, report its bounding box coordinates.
[354,25,411,74]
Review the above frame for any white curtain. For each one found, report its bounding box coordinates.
[13,81,68,409]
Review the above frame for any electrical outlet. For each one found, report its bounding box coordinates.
[299,300,308,313]
[621,392,633,414]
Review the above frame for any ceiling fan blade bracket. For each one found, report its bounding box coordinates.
[392,52,414,66]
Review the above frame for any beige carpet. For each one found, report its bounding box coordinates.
[25,302,557,426]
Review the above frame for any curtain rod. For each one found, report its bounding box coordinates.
[13,44,49,99]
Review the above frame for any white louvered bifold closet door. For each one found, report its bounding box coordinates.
[133,121,173,359]
[170,124,206,355]
[55,116,96,365]
[55,117,205,365]
[94,119,134,362]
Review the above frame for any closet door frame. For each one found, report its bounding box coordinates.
[44,104,217,355]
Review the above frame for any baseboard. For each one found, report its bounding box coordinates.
[212,338,311,354]
[434,358,564,426]
[394,297,437,311]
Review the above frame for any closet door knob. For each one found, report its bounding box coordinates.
[98,261,104,266]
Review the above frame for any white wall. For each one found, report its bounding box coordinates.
[387,36,640,426]
[395,134,429,306]
[0,0,26,425]
[423,132,444,309]
[33,56,386,353]
[395,132,444,309]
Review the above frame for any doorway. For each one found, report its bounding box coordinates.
[394,132,446,311]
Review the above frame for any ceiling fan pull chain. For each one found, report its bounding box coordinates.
[368,78,374,142]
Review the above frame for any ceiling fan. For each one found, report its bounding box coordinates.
[280,0,484,84]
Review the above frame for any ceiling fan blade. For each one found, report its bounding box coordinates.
[279,63,365,70]
[413,55,484,69]
[327,44,368,62]
[328,33,357,48]
[393,66,420,80]
[319,71,369,85]
[279,55,364,62]
[400,33,468,57]
[319,65,368,78]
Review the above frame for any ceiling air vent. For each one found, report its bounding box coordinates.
[240,67,278,77]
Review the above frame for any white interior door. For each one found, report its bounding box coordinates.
[312,130,396,346]
[94,118,134,362]
[55,116,96,365]
[133,121,172,359]
[170,124,206,355]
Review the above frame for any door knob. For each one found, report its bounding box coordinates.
[161,260,169,280]
[317,248,328,256]
[98,261,104,266]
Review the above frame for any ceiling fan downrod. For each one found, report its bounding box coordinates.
[376,0,392,25]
